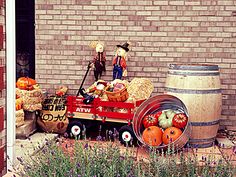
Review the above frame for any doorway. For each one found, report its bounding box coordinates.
[16,0,35,79]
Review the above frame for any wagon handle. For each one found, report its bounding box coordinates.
[76,61,92,97]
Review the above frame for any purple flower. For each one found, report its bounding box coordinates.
[108,130,113,135]
[68,168,74,176]
[113,133,117,139]
[233,146,236,154]
[64,132,69,138]
[77,163,80,168]
[120,155,125,160]
[51,150,55,156]
[84,143,89,149]
[96,135,102,141]
[42,148,46,154]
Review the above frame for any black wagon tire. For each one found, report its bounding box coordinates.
[67,120,83,139]
[119,125,137,146]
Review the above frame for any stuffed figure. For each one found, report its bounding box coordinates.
[112,42,130,80]
[89,41,106,81]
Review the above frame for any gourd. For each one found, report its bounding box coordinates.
[16,98,23,110]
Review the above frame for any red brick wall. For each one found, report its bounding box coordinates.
[35,0,236,129]
[0,0,6,175]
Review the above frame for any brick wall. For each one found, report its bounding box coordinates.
[0,0,6,175]
[35,0,236,129]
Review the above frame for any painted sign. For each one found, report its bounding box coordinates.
[37,96,68,134]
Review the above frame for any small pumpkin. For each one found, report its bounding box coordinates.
[16,98,23,110]
[162,127,182,145]
[158,111,173,129]
[165,109,176,120]
[142,112,161,128]
[142,126,163,146]
[172,113,188,129]
[16,77,36,90]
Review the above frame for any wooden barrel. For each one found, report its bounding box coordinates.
[165,64,222,148]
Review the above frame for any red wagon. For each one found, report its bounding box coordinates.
[66,95,144,145]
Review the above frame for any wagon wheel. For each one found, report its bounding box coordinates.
[67,120,83,139]
[119,125,137,146]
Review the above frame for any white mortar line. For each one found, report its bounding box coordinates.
[6,0,16,170]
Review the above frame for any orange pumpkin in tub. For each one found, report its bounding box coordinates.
[162,127,182,145]
[142,126,163,146]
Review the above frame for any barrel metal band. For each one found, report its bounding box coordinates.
[169,64,219,71]
[189,142,214,148]
[168,71,219,76]
[165,87,222,94]
[189,137,216,143]
[190,120,219,126]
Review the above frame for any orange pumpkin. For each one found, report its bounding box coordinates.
[16,98,23,110]
[162,127,182,145]
[142,126,163,146]
[16,77,36,90]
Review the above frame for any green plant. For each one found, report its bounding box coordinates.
[16,139,236,177]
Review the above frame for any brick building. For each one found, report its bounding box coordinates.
[0,0,236,175]
[35,0,236,129]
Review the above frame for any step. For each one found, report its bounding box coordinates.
[16,119,37,139]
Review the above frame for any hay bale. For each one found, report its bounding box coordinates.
[127,78,154,101]
[16,109,24,127]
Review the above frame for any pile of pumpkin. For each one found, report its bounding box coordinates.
[142,109,188,147]
[15,77,43,127]
[16,77,43,112]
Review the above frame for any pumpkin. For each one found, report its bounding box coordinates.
[142,112,161,128]
[158,111,173,129]
[16,98,23,110]
[16,77,36,90]
[165,109,176,120]
[162,127,182,145]
[172,113,188,129]
[142,126,163,146]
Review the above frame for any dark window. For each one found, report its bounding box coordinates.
[16,0,35,79]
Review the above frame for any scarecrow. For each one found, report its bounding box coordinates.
[89,41,106,81]
[112,42,130,80]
